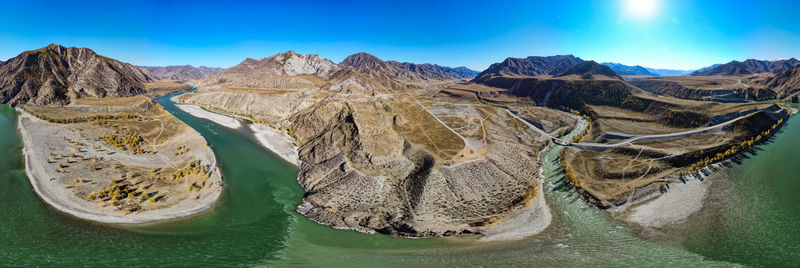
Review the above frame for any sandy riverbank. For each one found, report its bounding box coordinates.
[174,104,242,129]
[171,99,300,167]
[615,167,714,229]
[18,111,223,224]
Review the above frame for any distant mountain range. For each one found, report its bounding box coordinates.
[0,44,154,106]
[140,65,223,82]
[691,58,800,76]
[601,62,655,76]
[603,62,699,77]
[194,51,477,95]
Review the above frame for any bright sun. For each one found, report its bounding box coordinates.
[626,0,658,17]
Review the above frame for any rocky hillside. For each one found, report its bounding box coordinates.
[0,44,154,106]
[194,51,340,89]
[556,61,621,79]
[386,61,478,80]
[473,55,584,82]
[767,64,800,101]
[691,58,799,76]
[140,65,222,82]
[601,62,656,76]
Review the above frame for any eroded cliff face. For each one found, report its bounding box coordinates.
[177,89,321,128]
[289,98,550,236]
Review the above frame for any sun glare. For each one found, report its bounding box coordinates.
[626,0,658,18]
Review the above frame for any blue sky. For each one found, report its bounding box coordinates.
[1,0,799,70]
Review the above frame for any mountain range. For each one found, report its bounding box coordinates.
[473,55,585,82]
[766,64,800,101]
[140,65,223,82]
[691,58,800,76]
[194,51,478,95]
[6,44,800,106]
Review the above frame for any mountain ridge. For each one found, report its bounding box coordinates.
[601,62,656,76]
[691,58,799,76]
[140,65,222,82]
[473,55,584,82]
[0,44,154,106]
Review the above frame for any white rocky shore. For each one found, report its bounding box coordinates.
[18,111,223,224]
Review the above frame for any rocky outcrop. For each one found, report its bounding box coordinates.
[194,51,340,89]
[0,44,154,106]
[691,58,799,76]
[140,65,222,82]
[473,55,584,82]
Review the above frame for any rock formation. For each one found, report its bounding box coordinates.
[0,44,154,106]
[194,51,340,89]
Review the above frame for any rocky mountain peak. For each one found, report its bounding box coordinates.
[0,44,154,106]
[340,52,388,70]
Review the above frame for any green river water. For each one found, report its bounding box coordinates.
[0,92,797,267]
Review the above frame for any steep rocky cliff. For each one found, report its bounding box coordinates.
[0,44,154,106]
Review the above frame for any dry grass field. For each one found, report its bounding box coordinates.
[391,95,466,162]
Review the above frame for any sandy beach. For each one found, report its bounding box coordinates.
[174,103,242,129]
[17,111,223,224]
[171,99,300,167]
